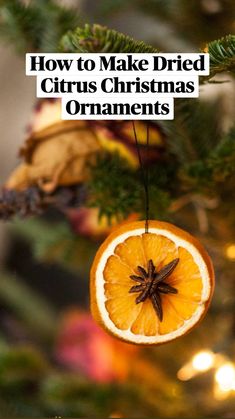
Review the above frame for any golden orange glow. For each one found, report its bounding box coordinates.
[225,244,235,260]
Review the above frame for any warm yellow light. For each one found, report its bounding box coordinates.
[226,244,235,260]
[192,350,215,372]
[177,363,194,381]
[215,363,235,392]
[178,350,215,381]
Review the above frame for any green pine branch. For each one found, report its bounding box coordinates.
[87,127,235,219]
[181,126,235,192]
[60,24,235,80]
[166,99,222,164]
[1,1,235,80]
[206,34,235,80]
[88,153,142,219]
[60,23,158,53]
[88,152,173,220]
[0,0,80,52]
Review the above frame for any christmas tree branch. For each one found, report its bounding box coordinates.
[87,152,172,220]
[1,1,235,80]
[181,126,235,192]
[166,99,222,163]
[0,0,80,52]
[206,34,235,81]
[60,23,158,53]
[60,24,235,80]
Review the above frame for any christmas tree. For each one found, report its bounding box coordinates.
[0,0,235,417]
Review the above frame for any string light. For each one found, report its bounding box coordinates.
[177,350,215,381]
[215,363,235,391]
[225,244,235,261]
[192,350,215,371]
[213,363,235,400]
[178,349,235,401]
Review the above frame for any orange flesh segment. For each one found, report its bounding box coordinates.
[131,300,159,336]
[105,296,142,330]
[114,236,146,273]
[103,233,204,336]
[142,233,177,269]
[103,255,134,284]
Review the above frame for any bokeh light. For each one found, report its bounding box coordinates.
[215,363,235,392]
[177,350,215,381]
[192,350,215,371]
[225,244,235,260]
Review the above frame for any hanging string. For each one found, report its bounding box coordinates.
[132,121,150,233]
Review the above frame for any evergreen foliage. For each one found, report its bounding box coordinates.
[0,0,80,52]
[61,24,235,81]
[208,34,235,79]
[88,152,173,220]
[0,8,234,220]
[60,23,158,53]
[182,126,235,191]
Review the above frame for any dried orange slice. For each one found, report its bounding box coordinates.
[90,220,214,345]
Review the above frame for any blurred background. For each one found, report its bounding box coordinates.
[0,0,235,417]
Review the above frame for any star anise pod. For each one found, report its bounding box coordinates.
[129,258,179,321]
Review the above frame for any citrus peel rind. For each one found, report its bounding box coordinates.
[90,221,214,345]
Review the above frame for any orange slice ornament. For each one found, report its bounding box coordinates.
[90,220,214,345]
